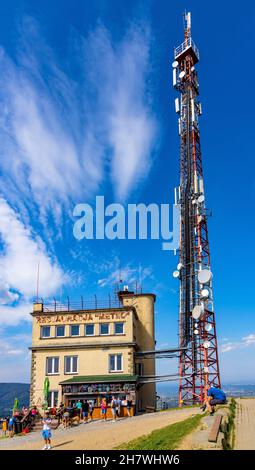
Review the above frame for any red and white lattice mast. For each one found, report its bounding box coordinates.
[172,12,221,405]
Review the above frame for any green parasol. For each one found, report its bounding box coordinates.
[43,377,50,409]
[13,397,19,415]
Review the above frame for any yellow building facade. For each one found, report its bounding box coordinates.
[30,291,156,415]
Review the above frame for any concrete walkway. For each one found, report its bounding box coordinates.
[235,398,255,450]
[0,408,199,451]
[179,406,229,450]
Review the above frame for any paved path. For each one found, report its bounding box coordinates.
[0,408,199,451]
[235,398,255,450]
[179,406,229,450]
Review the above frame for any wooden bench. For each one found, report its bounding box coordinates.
[208,414,223,442]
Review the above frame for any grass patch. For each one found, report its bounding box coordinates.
[115,414,203,450]
[222,398,236,450]
[159,405,200,412]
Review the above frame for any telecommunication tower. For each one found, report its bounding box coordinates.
[172,12,221,405]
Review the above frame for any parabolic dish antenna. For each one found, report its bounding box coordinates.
[194,329,199,335]
[205,323,212,332]
[201,288,209,299]
[192,305,203,320]
[198,194,205,203]
[203,341,210,349]
[173,270,180,278]
[177,263,183,270]
[179,71,185,79]
[198,269,212,284]
[172,60,179,68]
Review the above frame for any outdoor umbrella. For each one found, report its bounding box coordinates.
[43,377,50,408]
[13,397,19,414]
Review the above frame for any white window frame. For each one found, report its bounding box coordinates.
[109,354,123,372]
[114,322,124,335]
[48,390,58,408]
[55,325,65,337]
[100,323,110,336]
[41,326,51,338]
[70,324,80,337]
[46,356,59,375]
[85,324,95,336]
[64,355,78,374]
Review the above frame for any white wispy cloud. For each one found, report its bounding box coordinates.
[0,338,24,356]
[0,17,157,227]
[82,24,158,200]
[0,278,19,305]
[242,334,255,345]
[0,330,31,381]
[0,330,31,352]
[0,16,158,326]
[221,333,255,353]
[0,197,65,323]
[97,261,153,289]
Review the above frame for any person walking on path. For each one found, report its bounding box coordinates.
[89,401,94,421]
[101,399,107,421]
[126,398,132,418]
[8,416,15,438]
[76,400,82,419]
[116,397,122,418]
[63,408,70,429]
[111,397,117,422]
[41,411,52,450]
[81,400,89,423]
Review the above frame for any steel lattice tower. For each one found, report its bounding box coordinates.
[172,12,221,406]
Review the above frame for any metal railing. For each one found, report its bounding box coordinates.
[174,37,199,61]
[36,295,123,313]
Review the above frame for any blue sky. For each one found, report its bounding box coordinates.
[0,0,254,388]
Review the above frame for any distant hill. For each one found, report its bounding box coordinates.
[0,383,30,417]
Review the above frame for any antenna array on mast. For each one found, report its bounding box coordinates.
[172,12,221,405]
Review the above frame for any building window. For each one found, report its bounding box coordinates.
[64,356,78,374]
[100,323,109,335]
[55,326,65,337]
[48,391,58,408]
[109,354,123,372]
[46,357,59,375]
[70,325,80,336]
[114,322,124,334]
[41,326,51,338]
[85,324,94,336]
